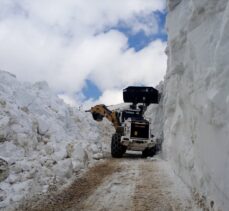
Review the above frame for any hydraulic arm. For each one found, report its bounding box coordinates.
[86,104,121,130]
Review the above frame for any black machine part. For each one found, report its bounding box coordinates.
[130,120,149,139]
[92,113,103,121]
[121,110,143,123]
[123,86,159,105]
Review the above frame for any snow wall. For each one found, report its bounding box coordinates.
[0,70,113,208]
[164,0,229,209]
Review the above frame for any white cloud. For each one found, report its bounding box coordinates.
[0,0,167,105]
[83,89,123,109]
[123,13,159,36]
[84,31,167,91]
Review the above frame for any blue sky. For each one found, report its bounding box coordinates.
[83,10,167,101]
[113,11,167,51]
[83,80,102,100]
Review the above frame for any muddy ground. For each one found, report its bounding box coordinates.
[16,153,198,211]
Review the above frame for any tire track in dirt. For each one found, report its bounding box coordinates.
[16,154,197,211]
[133,159,195,211]
[17,159,120,211]
[77,158,139,211]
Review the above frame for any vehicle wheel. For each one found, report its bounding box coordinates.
[142,148,149,158]
[148,146,157,157]
[142,146,156,158]
[111,133,126,158]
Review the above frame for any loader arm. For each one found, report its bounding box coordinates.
[86,104,121,130]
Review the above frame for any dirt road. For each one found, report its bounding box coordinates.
[18,153,197,211]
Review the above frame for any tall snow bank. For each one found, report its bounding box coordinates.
[145,82,164,149]
[165,0,229,209]
[0,70,112,208]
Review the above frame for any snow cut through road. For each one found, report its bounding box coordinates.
[17,154,198,211]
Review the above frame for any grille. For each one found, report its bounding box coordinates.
[130,122,149,139]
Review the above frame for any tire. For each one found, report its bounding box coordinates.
[141,148,148,158]
[142,146,157,158]
[111,133,126,158]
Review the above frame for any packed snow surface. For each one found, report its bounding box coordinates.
[0,70,112,209]
[164,0,229,210]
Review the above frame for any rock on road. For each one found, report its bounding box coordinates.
[17,153,198,211]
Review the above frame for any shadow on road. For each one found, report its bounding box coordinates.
[123,151,142,159]
[103,150,143,159]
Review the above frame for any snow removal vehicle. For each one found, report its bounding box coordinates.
[86,86,159,158]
